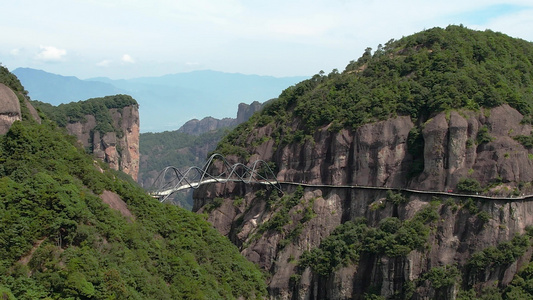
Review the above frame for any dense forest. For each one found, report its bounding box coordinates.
[216,25,533,157]
[0,67,267,299]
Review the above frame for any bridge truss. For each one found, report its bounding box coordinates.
[149,153,282,202]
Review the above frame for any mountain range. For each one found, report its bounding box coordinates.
[5,25,533,299]
[13,67,307,132]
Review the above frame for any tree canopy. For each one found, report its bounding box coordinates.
[0,74,266,298]
[216,25,533,156]
[31,94,138,134]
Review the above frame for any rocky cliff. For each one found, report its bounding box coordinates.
[65,104,140,181]
[194,106,533,299]
[177,100,264,135]
[0,83,21,134]
[193,26,533,299]
[31,95,140,181]
[0,78,41,134]
[265,105,533,195]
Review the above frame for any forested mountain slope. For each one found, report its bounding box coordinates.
[195,26,533,299]
[216,25,533,194]
[31,96,141,181]
[0,66,267,299]
[218,25,533,159]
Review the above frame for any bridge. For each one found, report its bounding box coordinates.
[150,154,533,203]
[149,153,282,202]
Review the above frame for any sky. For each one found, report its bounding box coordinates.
[1,0,533,79]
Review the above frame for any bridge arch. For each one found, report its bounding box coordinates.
[149,153,282,202]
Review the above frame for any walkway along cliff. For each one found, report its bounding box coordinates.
[192,105,533,299]
[192,26,533,299]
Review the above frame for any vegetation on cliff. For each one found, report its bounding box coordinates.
[31,94,138,134]
[0,78,266,298]
[216,25,533,156]
[295,194,533,299]
[0,65,27,96]
[299,201,439,276]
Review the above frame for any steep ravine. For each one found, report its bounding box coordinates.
[193,105,533,299]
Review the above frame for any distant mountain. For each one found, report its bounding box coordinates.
[177,101,264,136]
[12,68,126,104]
[138,100,265,209]
[14,68,307,132]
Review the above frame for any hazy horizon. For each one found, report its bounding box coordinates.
[2,1,533,80]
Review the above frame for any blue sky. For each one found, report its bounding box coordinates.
[1,0,532,79]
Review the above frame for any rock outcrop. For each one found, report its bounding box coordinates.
[0,83,21,134]
[66,105,140,181]
[241,105,532,195]
[201,185,533,299]
[0,83,41,134]
[236,101,263,124]
[177,101,264,135]
[177,116,235,136]
[194,105,533,299]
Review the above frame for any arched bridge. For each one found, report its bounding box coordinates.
[149,153,282,202]
[149,154,533,203]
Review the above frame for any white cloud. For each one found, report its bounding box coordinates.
[35,45,67,62]
[121,54,135,63]
[10,48,20,56]
[96,59,112,67]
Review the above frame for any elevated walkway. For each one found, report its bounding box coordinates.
[149,153,282,202]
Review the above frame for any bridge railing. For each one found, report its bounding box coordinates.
[149,153,282,202]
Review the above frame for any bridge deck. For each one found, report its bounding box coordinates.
[152,179,279,197]
[150,154,530,203]
[152,180,531,202]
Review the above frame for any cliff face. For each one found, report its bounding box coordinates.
[244,105,532,195]
[197,185,533,299]
[66,105,140,180]
[194,105,533,299]
[0,83,21,134]
[236,101,263,124]
[0,83,41,134]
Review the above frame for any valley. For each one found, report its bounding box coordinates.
[3,24,533,299]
